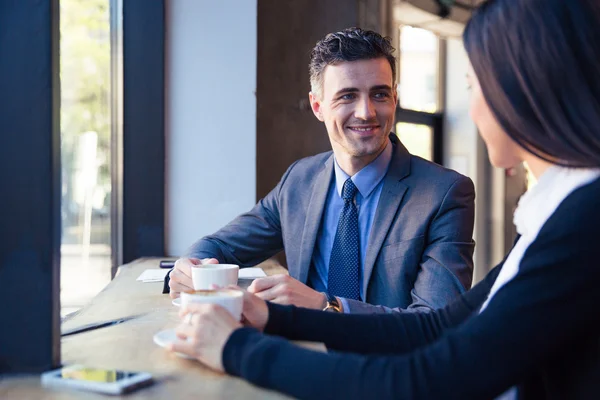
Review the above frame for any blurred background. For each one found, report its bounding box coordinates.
[6,0,529,318]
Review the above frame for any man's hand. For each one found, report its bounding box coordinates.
[169,257,219,299]
[169,303,242,372]
[247,275,327,309]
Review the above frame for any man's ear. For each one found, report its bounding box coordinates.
[309,92,324,122]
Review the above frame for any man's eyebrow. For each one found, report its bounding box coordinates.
[370,85,393,91]
[333,85,393,97]
[333,87,359,96]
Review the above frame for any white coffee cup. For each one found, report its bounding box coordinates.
[180,289,243,320]
[191,264,239,290]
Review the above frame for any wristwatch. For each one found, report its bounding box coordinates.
[322,293,342,313]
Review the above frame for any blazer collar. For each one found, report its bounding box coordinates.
[386,133,411,182]
[296,154,334,284]
[362,134,412,297]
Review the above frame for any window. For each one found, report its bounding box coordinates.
[395,123,433,161]
[395,25,444,164]
[60,0,112,317]
[398,26,440,113]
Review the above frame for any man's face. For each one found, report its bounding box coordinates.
[310,58,397,169]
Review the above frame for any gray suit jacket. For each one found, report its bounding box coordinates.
[187,135,475,313]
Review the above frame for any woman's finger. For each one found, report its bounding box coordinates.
[168,339,197,357]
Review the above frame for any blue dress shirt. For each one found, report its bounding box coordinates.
[309,139,393,308]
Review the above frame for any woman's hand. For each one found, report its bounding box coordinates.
[169,303,242,372]
[226,285,270,331]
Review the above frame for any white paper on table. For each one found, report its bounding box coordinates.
[136,269,169,282]
[238,267,267,280]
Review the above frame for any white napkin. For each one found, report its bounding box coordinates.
[238,267,267,279]
[136,269,169,282]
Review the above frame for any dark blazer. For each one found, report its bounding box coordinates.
[185,134,475,313]
[222,177,600,399]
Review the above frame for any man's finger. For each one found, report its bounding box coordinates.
[169,281,193,296]
[200,258,219,265]
[248,275,286,293]
[269,296,292,305]
[252,284,283,301]
[171,269,193,285]
[174,258,194,278]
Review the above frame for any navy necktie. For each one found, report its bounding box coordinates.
[327,178,361,300]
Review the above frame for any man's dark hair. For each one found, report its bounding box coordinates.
[309,27,396,97]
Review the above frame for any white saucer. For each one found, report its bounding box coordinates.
[153,329,194,359]
[172,298,181,307]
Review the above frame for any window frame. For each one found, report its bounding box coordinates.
[0,0,62,373]
[395,107,444,164]
[395,25,446,165]
[110,0,166,276]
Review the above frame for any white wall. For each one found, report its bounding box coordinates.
[165,0,257,256]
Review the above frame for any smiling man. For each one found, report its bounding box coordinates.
[165,28,476,314]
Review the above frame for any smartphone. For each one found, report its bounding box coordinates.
[159,260,176,269]
[41,365,153,395]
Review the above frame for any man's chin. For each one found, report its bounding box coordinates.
[347,145,386,158]
[353,138,388,154]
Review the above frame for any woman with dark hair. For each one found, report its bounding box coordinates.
[168,0,600,398]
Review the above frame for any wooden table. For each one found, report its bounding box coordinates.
[0,258,300,399]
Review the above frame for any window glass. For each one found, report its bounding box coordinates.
[395,123,433,161]
[60,0,112,318]
[398,26,439,113]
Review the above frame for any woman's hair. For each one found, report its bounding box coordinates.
[464,0,600,167]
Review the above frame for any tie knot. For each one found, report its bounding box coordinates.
[341,178,358,201]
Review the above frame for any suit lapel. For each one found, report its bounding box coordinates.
[362,136,411,298]
[297,154,334,284]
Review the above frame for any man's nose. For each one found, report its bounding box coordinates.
[354,97,376,120]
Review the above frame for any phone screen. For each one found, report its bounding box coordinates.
[60,366,139,383]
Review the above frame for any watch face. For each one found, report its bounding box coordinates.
[323,293,342,312]
[326,293,337,304]
[325,300,341,312]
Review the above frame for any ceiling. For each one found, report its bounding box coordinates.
[455,0,487,6]
[392,0,486,38]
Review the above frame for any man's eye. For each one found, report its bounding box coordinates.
[340,93,355,100]
[373,92,390,99]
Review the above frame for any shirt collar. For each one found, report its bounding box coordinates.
[333,138,392,198]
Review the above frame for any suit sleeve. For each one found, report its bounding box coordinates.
[222,198,600,399]
[162,162,297,293]
[342,176,476,313]
[183,161,301,267]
